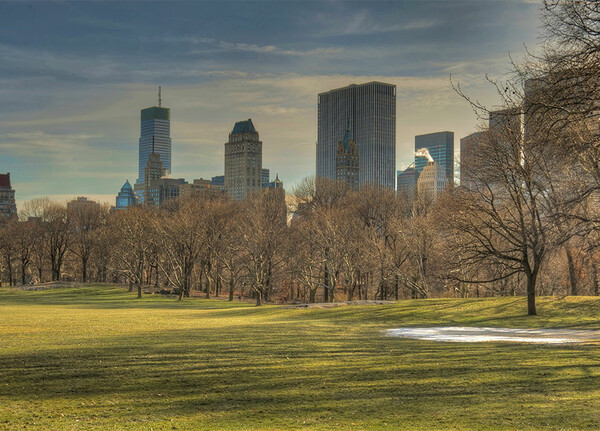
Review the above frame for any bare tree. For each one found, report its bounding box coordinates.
[154,198,208,300]
[238,189,287,305]
[111,207,155,298]
[69,201,108,282]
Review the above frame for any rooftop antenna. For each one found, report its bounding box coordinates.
[158,86,162,107]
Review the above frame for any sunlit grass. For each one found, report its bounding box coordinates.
[1,286,600,430]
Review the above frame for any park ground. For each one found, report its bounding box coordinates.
[1,286,600,430]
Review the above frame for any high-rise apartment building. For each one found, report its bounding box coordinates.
[414,131,454,184]
[336,120,359,191]
[0,173,17,221]
[224,119,262,200]
[137,90,171,186]
[317,82,396,189]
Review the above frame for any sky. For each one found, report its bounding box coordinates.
[0,0,542,206]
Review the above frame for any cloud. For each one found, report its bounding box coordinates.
[312,8,439,38]
[169,36,343,57]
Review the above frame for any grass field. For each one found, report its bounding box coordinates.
[1,286,600,430]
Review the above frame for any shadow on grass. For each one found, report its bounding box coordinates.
[2,324,600,429]
[0,285,257,310]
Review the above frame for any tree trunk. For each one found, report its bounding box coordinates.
[82,257,88,283]
[7,257,13,287]
[205,273,211,299]
[593,262,600,296]
[309,288,316,303]
[228,277,234,301]
[137,284,142,299]
[566,248,577,296]
[526,269,537,316]
[21,260,27,285]
[256,290,262,306]
[323,266,329,303]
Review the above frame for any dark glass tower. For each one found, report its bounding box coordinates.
[137,96,171,185]
[317,82,396,189]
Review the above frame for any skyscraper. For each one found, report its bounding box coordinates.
[414,131,454,183]
[317,82,396,189]
[0,173,17,221]
[137,88,171,186]
[224,119,262,200]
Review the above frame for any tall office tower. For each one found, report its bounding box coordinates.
[0,173,17,221]
[137,88,172,186]
[317,82,396,189]
[414,131,454,184]
[224,119,262,200]
[335,119,359,191]
[460,131,488,190]
[115,180,138,210]
[397,166,416,195]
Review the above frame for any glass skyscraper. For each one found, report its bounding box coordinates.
[136,106,171,185]
[317,82,396,189]
[414,131,454,183]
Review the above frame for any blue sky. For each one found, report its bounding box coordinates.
[0,0,541,205]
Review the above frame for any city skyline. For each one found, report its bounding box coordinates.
[1,1,540,206]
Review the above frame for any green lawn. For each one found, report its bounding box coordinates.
[1,286,600,430]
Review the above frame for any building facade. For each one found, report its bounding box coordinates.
[317,82,396,189]
[459,131,488,190]
[414,131,454,184]
[224,119,262,200]
[138,149,167,205]
[397,166,416,195]
[137,104,171,186]
[0,173,17,221]
[262,169,270,188]
[146,178,186,207]
[179,178,227,198]
[417,161,449,200]
[115,180,138,210]
[67,196,100,211]
[335,120,359,191]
